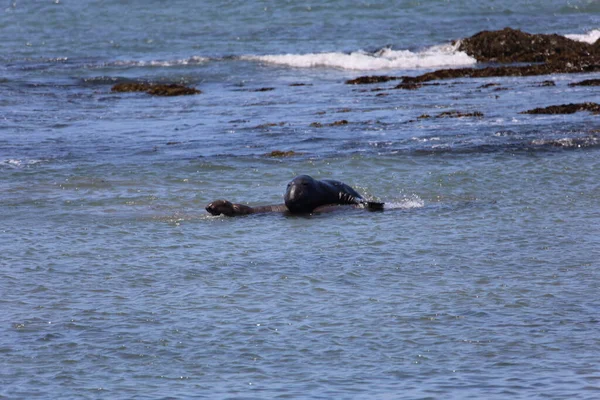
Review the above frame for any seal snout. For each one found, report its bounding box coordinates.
[206,199,235,216]
[284,175,317,213]
[205,201,218,215]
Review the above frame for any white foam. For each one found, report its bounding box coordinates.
[243,43,476,71]
[565,29,600,44]
[108,56,208,68]
[1,159,44,168]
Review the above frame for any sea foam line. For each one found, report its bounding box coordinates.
[242,42,477,71]
[105,56,209,68]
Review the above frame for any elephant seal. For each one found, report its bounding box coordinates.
[284,175,382,213]
[206,175,383,217]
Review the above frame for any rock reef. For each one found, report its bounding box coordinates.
[569,79,600,87]
[521,103,600,115]
[457,27,596,64]
[265,150,297,157]
[111,82,201,96]
[347,28,600,86]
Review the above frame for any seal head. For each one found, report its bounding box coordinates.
[206,199,237,216]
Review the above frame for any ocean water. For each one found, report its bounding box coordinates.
[1,1,600,398]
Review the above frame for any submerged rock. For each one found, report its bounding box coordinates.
[569,79,600,86]
[254,122,286,129]
[111,82,153,93]
[346,75,399,85]
[402,62,600,85]
[521,102,600,115]
[538,80,556,87]
[253,87,275,92]
[265,150,297,157]
[437,110,484,118]
[147,84,201,96]
[416,111,483,120]
[478,83,501,89]
[310,120,350,127]
[330,120,349,126]
[394,82,422,90]
[111,82,201,96]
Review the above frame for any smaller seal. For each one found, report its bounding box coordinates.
[206,200,287,217]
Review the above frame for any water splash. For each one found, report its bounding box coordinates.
[384,194,425,210]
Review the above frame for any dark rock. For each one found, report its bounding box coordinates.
[147,84,201,96]
[521,102,600,114]
[111,82,153,93]
[254,122,286,129]
[310,120,350,127]
[458,27,596,64]
[402,61,600,85]
[111,82,201,96]
[538,80,556,86]
[416,111,483,120]
[330,120,349,126]
[569,79,600,86]
[394,82,422,90]
[346,75,399,85]
[478,83,501,88]
[253,87,275,92]
[266,150,297,157]
[398,28,600,88]
[437,111,484,118]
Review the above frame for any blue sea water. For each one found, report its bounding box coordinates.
[1,1,600,398]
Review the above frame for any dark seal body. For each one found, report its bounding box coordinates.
[206,175,383,217]
[284,175,367,213]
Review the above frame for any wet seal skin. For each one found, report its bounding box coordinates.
[206,175,384,217]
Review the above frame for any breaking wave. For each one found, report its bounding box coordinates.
[565,29,600,44]
[242,42,476,71]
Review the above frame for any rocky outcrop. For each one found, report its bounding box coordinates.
[457,27,597,64]
[265,150,297,157]
[347,28,600,86]
[569,79,600,86]
[111,82,201,96]
[346,75,399,85]
[521,103,600,115]
[402,62,600,85]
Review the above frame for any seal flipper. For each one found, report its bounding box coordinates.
[323,179,383,210]
[364,201,385,211]
[322,179,366,206]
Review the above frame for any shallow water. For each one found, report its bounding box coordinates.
[1,1,600,398]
